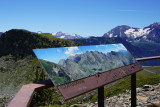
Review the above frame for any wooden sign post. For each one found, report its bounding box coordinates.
[98,86,104,107]
[97,73,137,107]
[131,73,136,107]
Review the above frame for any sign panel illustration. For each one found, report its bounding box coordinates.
[33,44,142,100]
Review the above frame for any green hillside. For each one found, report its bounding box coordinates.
[0,29,82,107]
[39,59,72,85]
[0,29,81,57]
[132,41,160,57]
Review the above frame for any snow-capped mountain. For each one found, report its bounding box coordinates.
[103,22,160,43]
[51,31,83,39]
[37,31,43,34]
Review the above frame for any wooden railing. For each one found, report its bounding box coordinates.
[7,80,53,107]
[7,56,160,107]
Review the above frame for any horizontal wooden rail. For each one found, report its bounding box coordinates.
[136,56,160,62]
[7,56,160,107]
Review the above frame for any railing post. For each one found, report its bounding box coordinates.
[98,86,104,107]
[131,73,136,107]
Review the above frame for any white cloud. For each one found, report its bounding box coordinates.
[65,47,79,56]
[56,49,60,53]
[119,44,125,48]
[75,52,82,55]
[113,45,126,52]
[112,44,126,49]
[112,44,119,47]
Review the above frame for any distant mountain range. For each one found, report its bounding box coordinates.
[37,22,160,43]
[72,37,143,58]
[39,50,134,85]
[72,37,160,66]
[103,22,160,43]
[59,50,134,80]
[51,31,83,39]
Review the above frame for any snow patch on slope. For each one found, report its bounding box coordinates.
[51,31,83,39]
[51,33,57,35]
[124,28,151,38]
[60,36,65,38]
[109,33,113,37]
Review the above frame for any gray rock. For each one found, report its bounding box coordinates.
[143,85,151,89]
[136,88,142,93]
[82,84,160,107]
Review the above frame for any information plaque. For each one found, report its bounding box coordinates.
[33,43,143,100]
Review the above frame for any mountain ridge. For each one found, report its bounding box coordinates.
[51,31,83,39]
[72,37,143,57]
[103,22,160,43]
[72,37,160,66]
[58,50,134,80]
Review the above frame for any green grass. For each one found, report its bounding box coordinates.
[39,105,82,107]
[0,55,35,91]
[40,105,67,107]
[143,66,160,73]
[53,76,69,85]
[40,33,61,40]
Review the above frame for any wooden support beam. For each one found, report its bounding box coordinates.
[131,73,136,107]
[98,86,104,107]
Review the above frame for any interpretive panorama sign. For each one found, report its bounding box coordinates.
[33,43,143,100]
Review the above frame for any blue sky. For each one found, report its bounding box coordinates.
[33,43,127,63]
[0,0,160,37]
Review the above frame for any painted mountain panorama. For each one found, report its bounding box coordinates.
[33,44,136,86]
